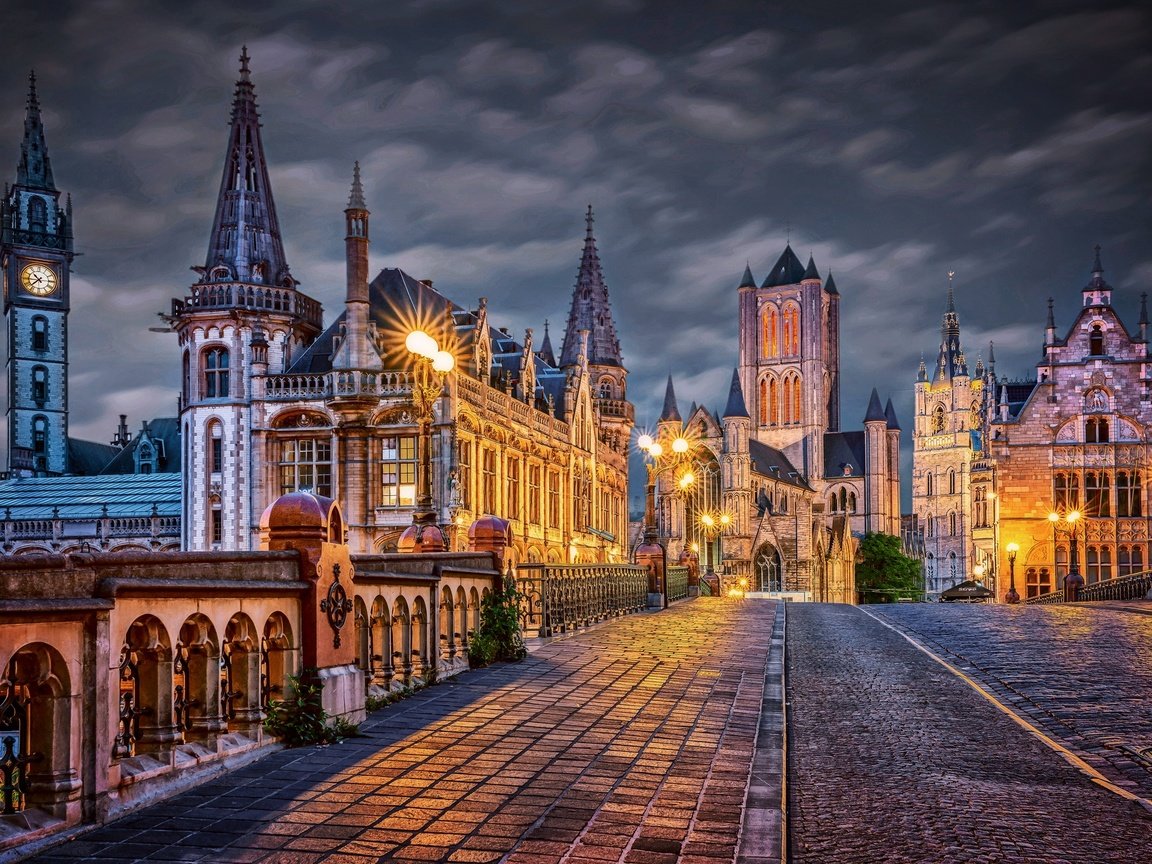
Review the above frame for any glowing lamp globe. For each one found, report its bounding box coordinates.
[432,350,455,373]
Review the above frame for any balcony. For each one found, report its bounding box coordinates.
[172,284,323,331]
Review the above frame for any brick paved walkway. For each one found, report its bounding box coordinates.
[29,599,780,864]
[788,604,1152,863]
[871,601,1152,800]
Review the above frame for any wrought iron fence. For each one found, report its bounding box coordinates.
[0,668,40,815]
[1025,569,1152,604]
[515,563,649,638]
[667,565,689,602]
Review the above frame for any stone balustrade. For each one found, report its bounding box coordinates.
[1,513,180,553]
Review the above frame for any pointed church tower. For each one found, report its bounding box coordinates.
[173,49,323,551]
[721,369,752,536]
[560,205,632,469]
[911,271,982,595]
[863,388,887,533]
[3,72,74,476]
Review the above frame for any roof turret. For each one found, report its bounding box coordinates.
[537,319,557,367]
[559,205,623,368]
[738,263,756,289]
[864,388,885,423]
[659,375,681,422]
[825,270,838,295]
[802,253,820,281]
[884,398,900,431]
[723,369,750,419]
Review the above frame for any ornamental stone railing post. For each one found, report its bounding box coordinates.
[259,493,365,725]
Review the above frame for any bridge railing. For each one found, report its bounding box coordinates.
[667,565,689,603]
[514,563,648,638]
[1024,569,1152,604]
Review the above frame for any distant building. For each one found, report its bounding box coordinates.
[172,51,632,561]
[0,76,179,553]
[654,249,902,603]
[981,250,1152,600]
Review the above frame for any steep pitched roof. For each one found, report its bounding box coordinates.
[16,71,54,191]
[67,439,120,476]
[884,398,900,431]
[99,418,181,475]
[723,369,749,418]
[660,376,681,422]
[824,271,838,295]
[761,244,806,288]
[559,205,623,368]
[824,431,867,478]
[202,48,293,288]
[864,388,886,422]
[802,254,820,280]
[738,263,756,289]
[748,440,809,488]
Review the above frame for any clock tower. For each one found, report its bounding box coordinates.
[2,72,73,476]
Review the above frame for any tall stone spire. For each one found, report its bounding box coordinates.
[16,71,55,191]
[660,375,681,422]
[559,205,623,368]
[538,319,557,367]
[934,270,965,384]
[202,47,292,287]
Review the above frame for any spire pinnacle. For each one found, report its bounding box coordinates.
[1047,297,1055,329]
[1092,244,1103,275]
[1140,292,1149,327]
[202,50,292,287]
[738,262,756,289]
[946,270,956,313]
[538,318,557,367]
[864,388,885,422]
[660,375,681,422]
[347,161,366,209]
[723,369,749,419]
[560,206,622,368]
[16,68,55,190]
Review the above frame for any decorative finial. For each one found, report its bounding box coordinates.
[1047,297,1055,328]
[26,70,38,110]
[348,160,366,208]
[1092,244,1103,274]
[239,45,251,82]
[585,204,594,239]
[785,224,791,245]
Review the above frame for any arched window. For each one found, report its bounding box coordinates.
[31,316,47,352]
[32,366,47,403]
[948,469,956,495]
[208,421,223,474]
[759,379,768,426]
[769,378,779,426]
[761,307,778,358]
[1086,545,1112,584]
[783,305,800,354]
[792,375,802,423]
[32,415,47,453]
[949,511,957,536]
[839,487,848,512]
[1089,324,1104,356]
[926,473,934,496]
[598,379,613,399]
[973,486,988,528]
[28,196,47,232]
[1086,417,1109,443]
[782,376,791,425]
[848,492,857,513]
[949,551,957,580]
[926,516,934,538]
[204,347,230,399]
[931,404,946,433]
[828,494,837,513]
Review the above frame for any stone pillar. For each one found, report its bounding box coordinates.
[260,492,365,725]
[636,539,666,609]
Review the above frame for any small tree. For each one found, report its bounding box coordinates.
[855,532,923,603]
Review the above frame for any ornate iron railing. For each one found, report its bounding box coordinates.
[112,645,143,759]
[667,565,689,602]
[0,668,40,815]
[172,643,193,732]
[515,563,648,638]
[1026,569,1152,604]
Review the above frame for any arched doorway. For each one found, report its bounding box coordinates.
[754,542,783,592]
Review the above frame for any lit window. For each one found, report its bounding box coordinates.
[380,435,416,507]
[32,366,47,403]
[279,437,332,497]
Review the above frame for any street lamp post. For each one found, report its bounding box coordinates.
[635,432,693,608]
[1048,509,1085,601]
[1005,542,1020,604]
[398,330,455,553]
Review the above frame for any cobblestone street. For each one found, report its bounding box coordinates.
[788,603,1152,863]
[28,600,779,864]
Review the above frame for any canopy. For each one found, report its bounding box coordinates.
[940,579,994,602]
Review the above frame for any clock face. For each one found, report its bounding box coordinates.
[21,263,58,296]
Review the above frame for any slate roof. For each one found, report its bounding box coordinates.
[824,431,867,479]
[100,418,181,475]
[864,388,886,422]
[748,439,809,488]
[0,473,181,520]
[660,376,681,422]
[738,264,756,289]
[67,438,120,476]
[722,369,749,418]
[761,245,807,288]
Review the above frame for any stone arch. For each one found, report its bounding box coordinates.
[261,613,295,709]
[1,642,76,818]
[223,613,261,730]
[754,542,782,592]
[391,597,411,685]
[439,588,456,661]
[412,596,430,679]
[370,596,393,690]
[115,615,177,759]
[176,614,223,741]
[469,587,482,641]
[354,596,371,687]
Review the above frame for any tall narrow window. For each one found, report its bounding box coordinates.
[208,422,223,474]
[458,439,473,509]
[848,492,857,513]
[380,435,417,507]
[769,378,779,426]
[507,457,521,521]
[32,366,47,403]
[1086,546,1112,584]
[31,317,47,352]
[948,469,956,495]
[28,197,47,233]
[1085,471,1110,517]
[547,470,560,528]
[528,464,541,524]
[1118,545,1144,577]
[204,348,230,399]
[1089,324,1104,356]
[210,499,223,547]
[1054,472,1080,509]
[926,473,934,496]
[482,449,497,514]
[759,379,768,426]
[791,375,802,423]
[949,512,957,536]
[279,437,332,497]
[762,307,778,358]
[32,416,47,453]
[1117,470,1143,517]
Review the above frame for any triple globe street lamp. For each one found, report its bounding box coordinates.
[1048,509,1086,600]
[636,431,695,607]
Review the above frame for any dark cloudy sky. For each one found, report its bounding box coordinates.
[2,0,1150,510]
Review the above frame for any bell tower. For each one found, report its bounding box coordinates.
[2,72,74,477]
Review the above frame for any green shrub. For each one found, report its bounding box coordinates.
[263,669,359,746]
[469,577,527,668]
